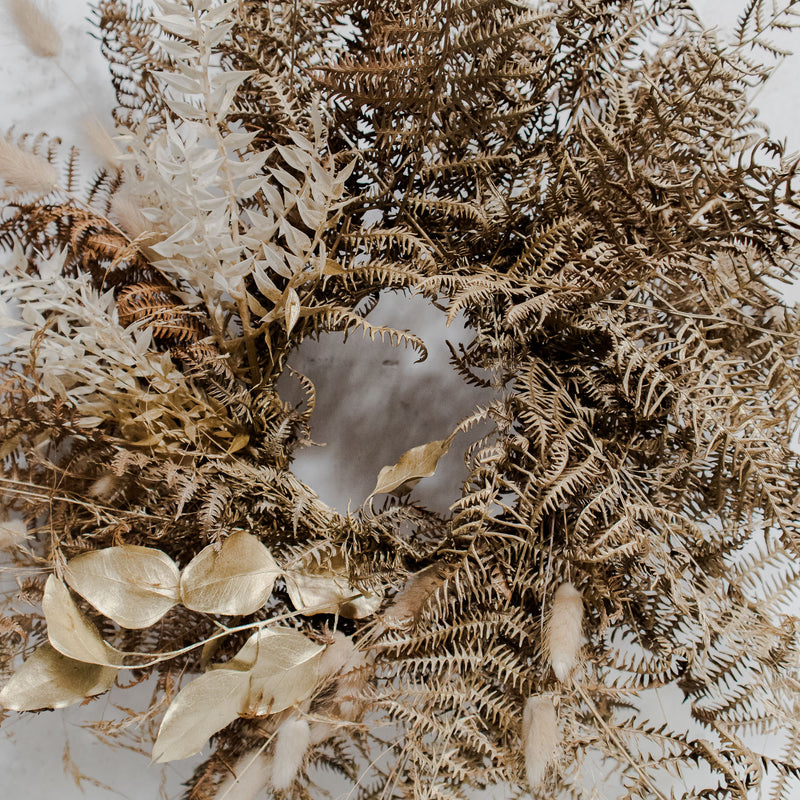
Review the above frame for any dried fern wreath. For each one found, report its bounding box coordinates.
[1,0,800,798]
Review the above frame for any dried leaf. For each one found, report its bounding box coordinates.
[371,439,452,497]
[180,531,279,615]
[64,545,180,629]
[284,288,301,335]
[0,643,116,711]
[228,433,250,454]
[153,627,324,762]
[152,668,250,762]
[229,627,324,715]
[285,555,383,619]
[42,576,123,667]
[322,258,346,276]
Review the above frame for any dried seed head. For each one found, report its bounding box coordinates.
[109,188,152,239]
[318,630,368,679]
[87,473,120,501]
[5,0,61,59]
[522,694,559,790]
[0,137,59,197]
[271,717,311,790]
[308,632,373,747]
[383,563,447,629]
[213,750,272,800]
[546,582,583,682]
[84,118,121,170]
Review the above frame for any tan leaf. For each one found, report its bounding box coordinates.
[371,439,452,497]
[322,258,346,276]
[42,576,123,667]
[64,545,180,629]
[180,531,279,615]
[0,643,116,711]
[229,627,324,715]
[285,555,383,619]
[228,433,250,454]
[284,288,301,336]
[152,668,250,762]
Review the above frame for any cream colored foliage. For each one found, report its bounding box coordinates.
[42,576,123,667]
[0,643,116,711]
[64,545,181,629]
[285,553,383,619]
[179,531,280,615]
[0,244,228,449]
[111,0,351,344]
[153,626,324,762]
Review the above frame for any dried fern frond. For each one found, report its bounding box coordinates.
[1,1,800,799]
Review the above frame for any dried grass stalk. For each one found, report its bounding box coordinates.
[5,0,61,59]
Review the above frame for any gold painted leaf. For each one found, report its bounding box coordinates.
[64,545,180,629]
[371,439,452,497]
[285,555,383,619]
[229,627,324,715]
[42,576,123,667]
[180,531,280,615]
[0,643,116,711]
[153,627,324,762]
[152,668,250,762]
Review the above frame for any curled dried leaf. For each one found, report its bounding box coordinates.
[229,627,325,716]
[64,545,180,629]
[285,555,383,619]
[42,576,123,667]
[0,643,116,711]
[371,439,452,498]
[180,531,280,615]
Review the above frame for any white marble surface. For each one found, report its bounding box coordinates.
[0,1,798,798]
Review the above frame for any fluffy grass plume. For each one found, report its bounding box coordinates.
[318,631,363,678]
[546,582,583,682]
[83,117,120,170]
[383,564,447,629]
[109,188,153,239]
[0,136,58,197]
[213,750,272,800]
[522,695,559,790]
[5,0,60,59]
[271,717,311,791]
